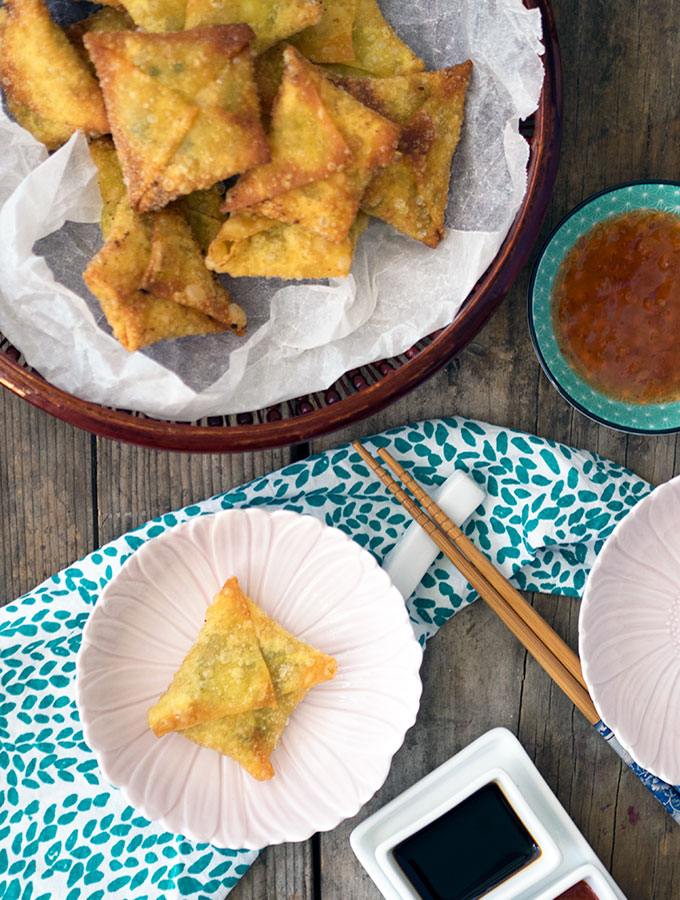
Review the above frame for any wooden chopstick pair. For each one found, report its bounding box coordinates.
[352,440,600,726]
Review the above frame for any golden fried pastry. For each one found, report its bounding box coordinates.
[184,0,323,53]
[290,0,358,64]
[182,582,337,780]
[222,47,352,213]
[119,0,186,32]
[251,47,399,243]
[141,210,246,331]
[175,186,227,253]
[183,690,305,781]
[337,61,472,247]
[206,211,369,279]
[148,578,277,738]
[246,597,337,694]
[88,136,127,239]
[349,0,424,77]
[85,25,269,212]
[0,0,108,149]
[83,200,239,350]
[66,6,134,74]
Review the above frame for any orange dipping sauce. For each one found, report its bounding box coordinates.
[552,209,680,403]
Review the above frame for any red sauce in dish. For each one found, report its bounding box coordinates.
[554,879,599,900]
[552,209,680,403]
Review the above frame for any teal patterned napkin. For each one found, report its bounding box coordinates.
[0,417,651,900]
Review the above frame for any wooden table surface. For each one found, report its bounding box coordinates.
[2,1,679,897]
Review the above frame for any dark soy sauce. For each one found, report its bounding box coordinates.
[391,782,540,900]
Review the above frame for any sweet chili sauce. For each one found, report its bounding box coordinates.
[554,880,599,900]
[552,209,680,403]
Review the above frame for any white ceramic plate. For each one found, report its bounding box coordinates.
[76,509,423,850]
[580,476,680,784]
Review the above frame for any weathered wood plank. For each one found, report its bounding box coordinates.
[0,390,94,603]
[93,438,289,544]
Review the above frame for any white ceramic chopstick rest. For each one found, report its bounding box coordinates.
[382,470,486,600]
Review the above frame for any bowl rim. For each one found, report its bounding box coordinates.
[578,475,680,782]
[75,507,424,849]
[0,0,562,453]
[527,178,680,435]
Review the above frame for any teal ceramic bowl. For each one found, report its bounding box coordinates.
[528,181,680,434]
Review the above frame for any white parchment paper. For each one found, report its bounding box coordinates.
[0,0,544,419]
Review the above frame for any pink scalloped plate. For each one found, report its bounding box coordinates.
[579,476,680,784]
[76,509,423,850]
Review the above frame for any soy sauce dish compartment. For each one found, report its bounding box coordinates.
[375,767,559,900]
[389,779,544,900]
[350,728,627,900]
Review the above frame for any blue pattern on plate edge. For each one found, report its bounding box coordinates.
[0,416,664,900]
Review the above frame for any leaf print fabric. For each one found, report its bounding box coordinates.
[0,417,651,900]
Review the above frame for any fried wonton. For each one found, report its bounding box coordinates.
[85,25,269,212]
[119,0,186,32]
[206,211,369,279]
[148,578,277,738]
[83,200,237,350]
[253,42,286,126]
[290,0,358,64]
[182,585,337,780]
[183,690,305,780]
[222,47,352,213]
[176,185,227,252]
[246,597,337,695]
[141,209,246,331]
[88,136,127,239]
[66,6,134,73]
[0,0,108,149]
[350,0,423,77]
[338,61,472,246]
[251,47,399,243]
[184,0,322,54]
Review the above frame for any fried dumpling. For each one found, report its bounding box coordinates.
[337,61,472,247]
[290,0,358,64]
[182,586,337,780]
[85,25,269,212]
[141,210,247,332]
[176,186,227,252]
[148,578,277,738]
[349,0,423,77]
[88,136,127,239]
[119,0,187,32]
[0,0,108,149]
[183,690,305,781]
[83,200,240,350]
[251,47,399,243]
[206,211,369,279]
[246,597,337,695]
[184,0,323,53]
[222,46,352,213]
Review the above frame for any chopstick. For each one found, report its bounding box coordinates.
[352,440,600,725]
[376,447,588,690]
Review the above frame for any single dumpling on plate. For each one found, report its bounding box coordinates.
[147,576,277,737]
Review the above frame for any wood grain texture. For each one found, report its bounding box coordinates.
[0,389,94,603]
[2,0,680,898]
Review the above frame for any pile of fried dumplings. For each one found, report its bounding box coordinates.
[0,0,471,351]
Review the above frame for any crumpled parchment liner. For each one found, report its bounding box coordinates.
[0,0,544,419]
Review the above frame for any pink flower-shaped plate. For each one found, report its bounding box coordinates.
[76,509,423,850]
[579,476,680,783]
